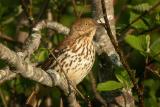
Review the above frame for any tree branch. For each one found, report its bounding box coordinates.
[0,43,53,86]
[0,20,81,107]
[89,71,108,107]
[22,21,45,57]
[101,0,144,106]
[92,0,121,66]
[0,68,16,84]
[46,21,70,35]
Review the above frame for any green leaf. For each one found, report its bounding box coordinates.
[130,12,148,29]
[53,35,59,45]
[150,38,160,61]
[60,15,75,26]
[128,3,151,12]
[125,35,147,55]
[144,79,160,107]
[115,67,133,90]
[146,35,151,53]
[97,81,123,91]
[34,48,49,62]
[0,59,7,68]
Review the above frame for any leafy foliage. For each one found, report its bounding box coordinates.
[125,34,160,62]
[150,38,160,61]
[0,0,160,107]
[97,81,122,91]
[128,3,151,12]
[115,68,133,90]
[125,35,147,55]
[144,79,160,107]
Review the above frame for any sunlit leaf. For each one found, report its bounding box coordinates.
[150,38,160,61]
[115,68,133,90]
[125,35,147,55]
[130,12,148,29]
[34,48,49,62]
[97,81,123,91]
[128,3,151,12]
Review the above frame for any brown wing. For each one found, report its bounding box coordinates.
[37,48,64,70]
[37,35,75,70]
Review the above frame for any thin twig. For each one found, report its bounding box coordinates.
[0,89,8,107]
[100,0,144,107]
[0,31,22,45]
[89,71,108,107]
[115,2,128,24]
[0,32,15,42]
[20,0,34,26]
[28,0,33,21]
[48,49,86,100]
[20,0,34,37]
[138,25,160,35]
[48,50,83,107]
[0,68,17,84]
[37,0,50,23]
[71,0,79,18]
[146,66,160,78]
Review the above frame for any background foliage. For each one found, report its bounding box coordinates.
[0,0,160,107]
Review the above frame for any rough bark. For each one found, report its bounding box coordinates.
[91,0,135,107]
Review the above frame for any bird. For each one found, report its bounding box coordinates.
[40,18,97,85]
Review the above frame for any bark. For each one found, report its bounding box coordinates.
[0,20,80,107]
[91,0,135,107]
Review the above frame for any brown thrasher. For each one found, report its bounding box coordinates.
[40,18,97,85]
[26,18,97,106]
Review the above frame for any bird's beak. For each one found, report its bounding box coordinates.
[97,23,104,27]
[93,20,104,28]
[94,19,105,28]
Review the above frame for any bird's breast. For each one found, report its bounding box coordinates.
[51,40,95,84]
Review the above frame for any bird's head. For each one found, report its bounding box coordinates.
[70,18,98,39]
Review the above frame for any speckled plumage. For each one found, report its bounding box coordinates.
[40,18,97,84]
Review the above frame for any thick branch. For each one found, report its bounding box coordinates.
[0,68,16,84]
[92,0,121,66]
[0,43,80,107]
[0,20,81,107]
[46,21,70,35]
[22,21,46,57]
[0,43,54,86]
